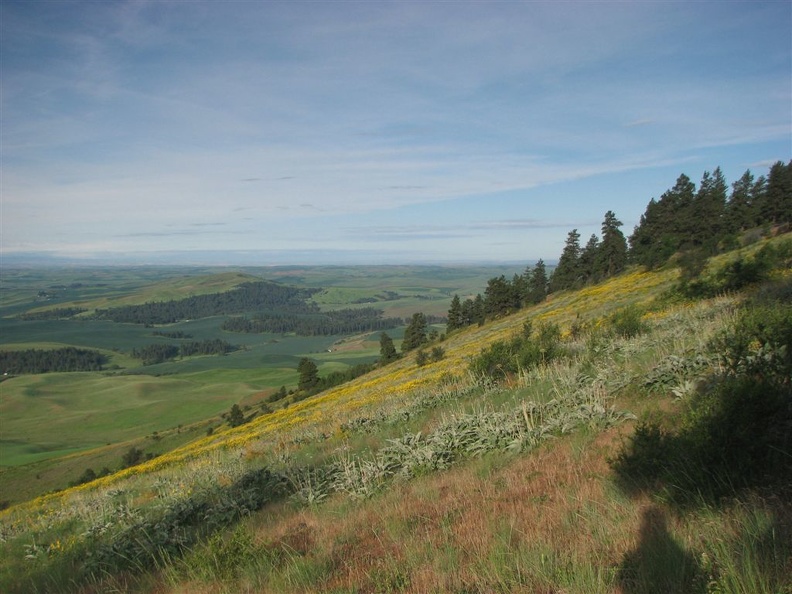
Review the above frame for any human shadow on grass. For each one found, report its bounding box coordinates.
[617,506,699,594]
[610,370,792,593]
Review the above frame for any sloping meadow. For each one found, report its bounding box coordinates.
[1,256,790,593]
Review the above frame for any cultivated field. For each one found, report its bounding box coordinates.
[0,265,518,500]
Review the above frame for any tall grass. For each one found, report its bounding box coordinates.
[3,245,791,593]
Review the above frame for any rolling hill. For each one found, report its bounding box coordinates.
[0,237,790,593]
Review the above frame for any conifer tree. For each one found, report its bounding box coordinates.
[379,332,398,364]
[761,160,792,225]
[460,296,484,327]
[297,357,319,391]
[484,275,519,317]
[726,170,756,234]
[550,229,581,292]
[512,273,528,306]
[673,173,698,247]
[472,294,486,325]
[629,174,695,268]
[526,259,548,304]
[596,210,628,278]
[402,312,428,352]
[228,403,245,427]
[692,168,728,252]
[446,295,463,332]
[579,234,601,284]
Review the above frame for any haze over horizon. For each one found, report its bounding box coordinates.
[2,1,790,266]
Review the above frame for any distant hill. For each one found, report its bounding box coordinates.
[2,232,789,594]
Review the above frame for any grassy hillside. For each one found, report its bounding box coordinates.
[0,265,515,492]
[17,271,258,315]
[0,240,790,593]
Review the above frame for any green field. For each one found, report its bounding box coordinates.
[0,264,517,501]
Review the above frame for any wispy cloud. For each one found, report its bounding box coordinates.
[1,1,789,262]
[347,219,597,243]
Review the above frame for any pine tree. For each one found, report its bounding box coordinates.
[761,160,792,225]
[446,294,463,332]
[402,312,428,352]
[472,294,486,326]
[297,357,319,392]
[629,174,695,268]
[379,332,398,364]
[550,229,581,292]
[692,168,727,252]
[726,170,755,234]
[526,259,548,304]
[460,296,484,327]
[228,403,245,427]
[673,173,698,248]
[579,234,601,284]
[512,273,528,307]
[485,275,519,317]
[596,210,628,278]
[751,175,769,227]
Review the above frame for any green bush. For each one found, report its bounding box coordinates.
[609,306,649,339]
[612,302,792,505]
[710,304,792,383]
[415,349,429,367]
[610,421,672,493]
[470,322,564,381]
[675,241,790,299]
[121,446,145,468]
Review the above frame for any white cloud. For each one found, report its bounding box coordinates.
[1,1,789,261]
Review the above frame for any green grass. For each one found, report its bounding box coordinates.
[1,372,248,465]
[2,243,791,594]
[19,271,258,314]
[0,265,521,502]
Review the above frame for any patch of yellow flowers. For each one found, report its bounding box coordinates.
[1,265,681,535]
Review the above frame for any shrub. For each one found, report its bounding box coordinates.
[415,349,429,367]
[70,467,97,487]
[613,302,792,505]
[753,277,792,305]
[470,322,564,381]
[710,304,792,383]
[675,241,790,298]
[228,404,246,428]
[609,306,649,339]
[678,248,708,281]
[121,447,144,468]
[610,421,672,493]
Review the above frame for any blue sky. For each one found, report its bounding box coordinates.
[2,1,790,265]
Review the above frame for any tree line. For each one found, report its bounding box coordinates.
[295,357,377,398]
[550,209,629,292]
[88,279,401,336]
[629,160,792,269]
[446,160,792,332]
[446,259,551,332]
[221,307,401,336]
[0,347,108,374]
[93,281,320,325]
[131,339,237,365]
[20,307,88,321]
[152,330,192,339]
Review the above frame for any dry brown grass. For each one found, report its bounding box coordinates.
[228,425,653,593]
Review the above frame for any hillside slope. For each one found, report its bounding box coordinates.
[1,240,790,593]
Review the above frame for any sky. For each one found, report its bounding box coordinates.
[1,1,790,265]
